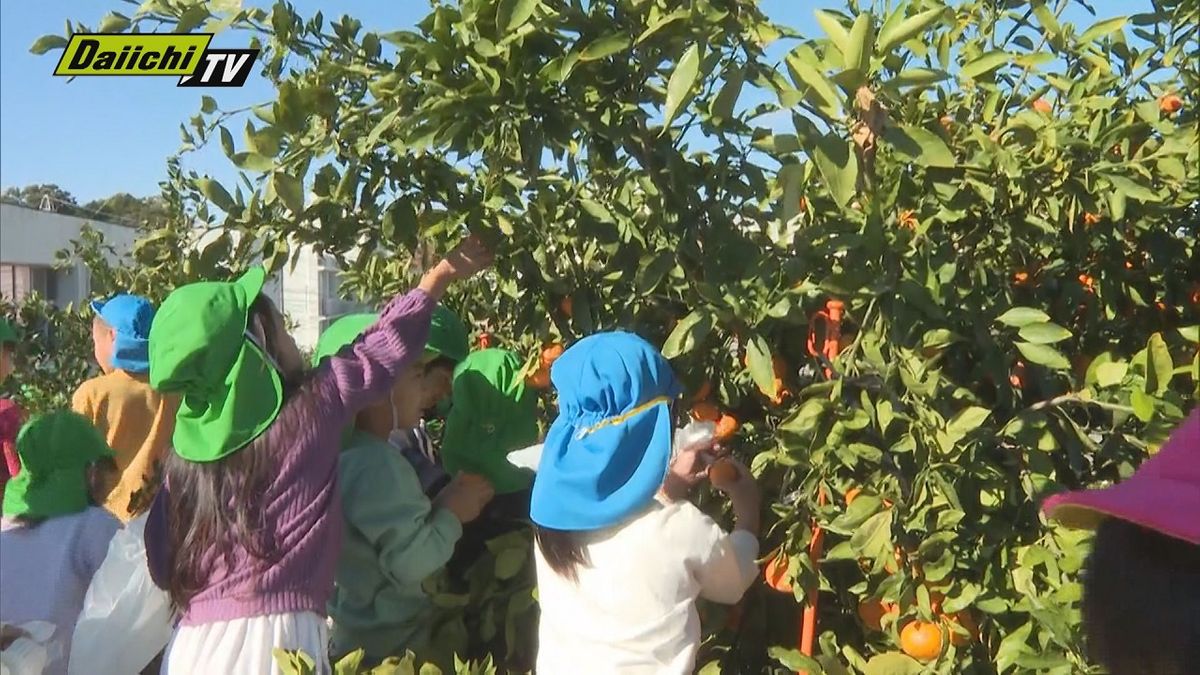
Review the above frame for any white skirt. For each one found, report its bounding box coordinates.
[161,612,329,675]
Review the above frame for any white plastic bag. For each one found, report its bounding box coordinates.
[0,621,59,675]
[67,514,174,675]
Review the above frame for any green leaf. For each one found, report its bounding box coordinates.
[578,34,629,62]
[580,199,615,223]
[98,12,132,33]
[174,6,210,33]
[881,124,955,167]
[813,133,858,208]
[1179,326,1199,343]
[960,50,1010,79]
[219,126,235,157]
[745,336,777,399]
[1131,389,1155,422]
[947,406,991,440]
[850,510,892,559]
[1018,321,1072,344]
[1016,342,1071,370]
[1102,173,1161,203]
[30,34,68,55]
[272,171,304,215]
[1096,361,1128,388]
[662,310,712,359]
[785,51,842,117]
[996,622,1034,672]
[814,10,850,56]
[996,307,1050,327]
[863,652,923,675]
[1146,333,1173,395]
[877,6,945,54]
[233,152,275,172]
[381,200,417,247]
[200,95,218,114]
[1079,16,1128,42]
[334,650,365,675]
[196,178,236,212]
[496,0,537,34]
[843,12,875,74]
[768,648,824,673]
[1032,1,1062,38]
[710,66,744,120]
[663,44,701,128]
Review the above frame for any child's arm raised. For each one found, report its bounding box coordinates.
[316,236,494,422]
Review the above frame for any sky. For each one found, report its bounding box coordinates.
[0,1,1142,204]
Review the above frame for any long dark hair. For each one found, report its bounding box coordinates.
[1082,518,1200,675]
[162,295,310,612]
[534,526,590,582]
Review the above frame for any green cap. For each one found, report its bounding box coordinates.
[427,305,469,363]
[0,317,18,345]
[313,313,377,367]
[149,267,284,462]
[312,305,469,367]
[441,349,539,494]
[2,411,115,519]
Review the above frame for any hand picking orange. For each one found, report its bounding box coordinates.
[707,458,739,485]
[714,414,739,440]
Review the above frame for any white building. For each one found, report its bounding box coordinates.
[0,200,363,351]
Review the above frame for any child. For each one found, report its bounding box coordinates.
[0,411,122,675]
[440,348,542,578]
[1042,409,1199,675]
[0,317,22,503]
[72,294,177,522]
[142,236,492,675]
[316,304,470,496]
[316,311,494,664]
[529,332,762,675]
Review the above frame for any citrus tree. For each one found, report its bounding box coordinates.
[39,0,1200,672]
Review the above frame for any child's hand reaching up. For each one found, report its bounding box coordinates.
[419,235,495,299]
[435,472,495,524]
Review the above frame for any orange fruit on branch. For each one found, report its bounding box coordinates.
[690,401,721,422]
[857,598,897,632]
[1159,93,1183,115]
[540,343,565,368]
[901,620,944,662]
[1078,273,1095,292]
[898,209,918,230]
[1083,212,1101,226]
[764,552,792,593]
[714,414,740,440]
[1032,98,1052,114]
[478,332,494,349]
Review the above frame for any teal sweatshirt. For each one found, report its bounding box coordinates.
[329,430,463,662]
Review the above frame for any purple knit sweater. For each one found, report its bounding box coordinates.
[144,288,435,626]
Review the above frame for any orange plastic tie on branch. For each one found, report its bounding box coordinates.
[798,302,841,674]
[797,486,829,674]
[807,299,845,379]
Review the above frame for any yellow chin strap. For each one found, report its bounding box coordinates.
[574,396,671,439]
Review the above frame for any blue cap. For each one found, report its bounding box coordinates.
[90,294,155,373]
[529,331,682,531]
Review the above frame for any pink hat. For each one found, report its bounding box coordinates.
[1042,408,1199,545]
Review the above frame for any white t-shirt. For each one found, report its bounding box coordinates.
[534,499,759,675]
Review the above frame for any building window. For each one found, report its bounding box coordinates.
[0,264,57,304]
